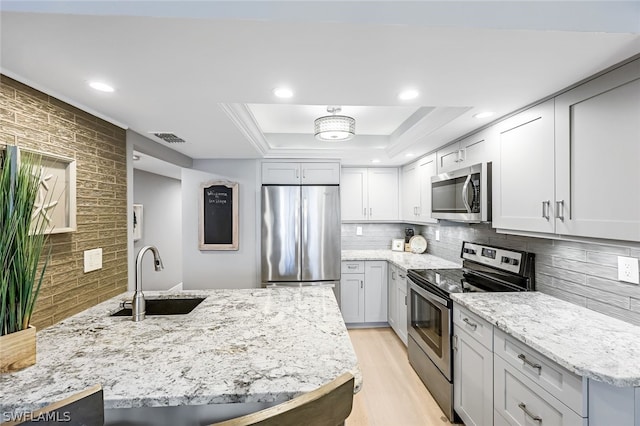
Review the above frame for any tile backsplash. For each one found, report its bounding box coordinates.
[418,223,640,326]
[341,223,412,250]
[1,75,127,329]
[342,222,640,325]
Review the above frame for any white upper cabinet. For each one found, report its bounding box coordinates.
[262,162,340,184]
[554,60,640,242]
[341,168,399,222]
[493,58,640,242]
[493,100,556,234]
[436,131,490,174]
[401,154,437,223]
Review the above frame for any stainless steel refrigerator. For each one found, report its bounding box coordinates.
[261,185,341,301]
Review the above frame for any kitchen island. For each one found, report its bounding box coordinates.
[0,288,361,425]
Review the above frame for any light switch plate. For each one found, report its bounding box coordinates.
[84,248,103,273]
[617,256,639,284]
[356,226,363,236]
[435,229,440,241]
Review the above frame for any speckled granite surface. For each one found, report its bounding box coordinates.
[451,292,640,387]
[0,288,361,414]
[341,250,461,271]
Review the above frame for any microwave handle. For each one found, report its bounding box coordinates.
[462,175,472,213]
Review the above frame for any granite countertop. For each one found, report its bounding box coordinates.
[341,249,461,271]
[0,288,361,414]
[451,292,640,387]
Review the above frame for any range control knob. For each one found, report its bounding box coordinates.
[501,256,510,263]
[463,248,476,255]
[511,258,519,266]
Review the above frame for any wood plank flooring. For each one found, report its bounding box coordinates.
[346,328,456,426]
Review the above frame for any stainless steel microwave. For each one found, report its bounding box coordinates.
[431,163,491,223]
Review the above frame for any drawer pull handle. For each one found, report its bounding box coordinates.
[348,265,358,269]
[518,402,542,423]
[518,354,542,374]
[462,318,477,330]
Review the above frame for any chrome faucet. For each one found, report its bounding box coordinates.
[132,245,164,321]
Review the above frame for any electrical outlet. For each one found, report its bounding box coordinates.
[84,248,103,273]
[617,256,640,284]
[356,226,363,236]
[435,229,440,241]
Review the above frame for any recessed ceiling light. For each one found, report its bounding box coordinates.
[89,81,114,93]
[273,87,294,98]
[132,154,141,161]
[473,111,494,119]
[398,90,419,100]
[371,159,381,164]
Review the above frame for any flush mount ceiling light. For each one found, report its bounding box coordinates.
[273,87,294,98]
[398,89,419,100]
[473,111,495,119]
[89,81,114,92]
[314,106,355,141]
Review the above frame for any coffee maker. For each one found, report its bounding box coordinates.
[404,227,414,252]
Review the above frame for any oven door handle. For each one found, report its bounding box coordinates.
[409,281,448,307]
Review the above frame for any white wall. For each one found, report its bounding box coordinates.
[181,160,260,289]
[133,169,183,290]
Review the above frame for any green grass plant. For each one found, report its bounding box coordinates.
[1,146,51,336]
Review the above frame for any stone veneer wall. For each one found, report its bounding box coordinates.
[0,75,127,329]
[418,223,640,326]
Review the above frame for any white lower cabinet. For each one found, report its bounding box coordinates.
[340,261,387,324]
[494,356,583,426]
[388,265,408,345]
[454,307,494,426]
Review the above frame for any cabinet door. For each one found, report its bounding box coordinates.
[262,162,300,184]
[387,266,398,331]
[340,274,365,323]
[396,270,408,346]
[301,162,340,185]
[364,261,388,322]
[493,100,556,233]
[417,154,437,223]
[454,326,493,426]
[436,142,462,174]
[555,60,640,241]
[401,162,419,222]
[341,168,368,221]
[459,131,490,168]
[368,169,399,221]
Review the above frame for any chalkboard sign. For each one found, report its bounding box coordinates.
[199,181,239,250]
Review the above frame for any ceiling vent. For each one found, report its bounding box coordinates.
[151,132,186,143]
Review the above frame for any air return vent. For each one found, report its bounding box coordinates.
[151,133,186,143]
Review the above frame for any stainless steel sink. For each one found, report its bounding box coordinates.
[111,298,205,317]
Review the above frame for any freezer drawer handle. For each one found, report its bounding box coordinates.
[462,317,477,330]
[518,354,542,374]
[518,403,542,423]
[347,265,358,269]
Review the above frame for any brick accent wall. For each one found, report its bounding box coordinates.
[0,75,128,329]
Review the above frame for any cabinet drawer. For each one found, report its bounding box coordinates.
[494,329,583,415]
[453,304,493,350]
[494,356,584,426]
[342,261,364,274]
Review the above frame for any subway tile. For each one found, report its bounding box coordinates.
[552,257,618,281]
[630,298,640,313]
[547,277,630,308]
[585,276,640,298]
[585,299,640,326]
[536,283,587,308]
[554,239,633,255]
[537,263,586,285]
[586,251,622,267]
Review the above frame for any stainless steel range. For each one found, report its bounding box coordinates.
[407,241,535,422]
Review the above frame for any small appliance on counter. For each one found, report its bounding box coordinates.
[404,227,414,252]
[391,239,404,252]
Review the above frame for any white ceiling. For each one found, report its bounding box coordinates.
[1,2,639,167]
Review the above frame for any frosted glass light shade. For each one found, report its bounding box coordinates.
[314,115,355,141]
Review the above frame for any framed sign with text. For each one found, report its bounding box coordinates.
[199,180,238,250]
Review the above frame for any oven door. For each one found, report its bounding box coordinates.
[408,280,452,380]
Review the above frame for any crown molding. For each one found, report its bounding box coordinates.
[218,103,270,156]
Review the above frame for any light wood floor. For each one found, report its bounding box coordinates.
[346,328,456,426]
